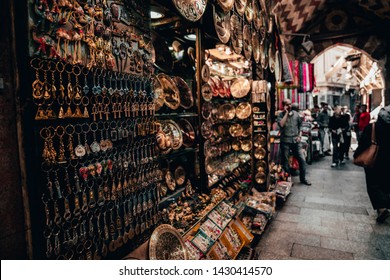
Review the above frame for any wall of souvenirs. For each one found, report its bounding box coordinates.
[25,0,291,260]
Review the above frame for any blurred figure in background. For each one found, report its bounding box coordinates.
[316,102,331,156]
[358,104,370,142]
[329,106,349,167]
[341,106,352,160]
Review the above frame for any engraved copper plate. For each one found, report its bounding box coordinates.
[172,0,207,22]
[217,0,234,12]
[149,224,188,260]
[243,24,252,60]
[173,76,193,109]
[235,102,252,119]
[178,119,195,148]
[230,14,243,54]
[254,133,266,147]
[231,78,251,98]
[202,83,213,101]
[157,73,180,110]
[235,0,247,16]
[213,5,231,44]
[254,147,266,159]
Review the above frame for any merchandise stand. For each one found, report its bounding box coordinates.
[22,0,293,260]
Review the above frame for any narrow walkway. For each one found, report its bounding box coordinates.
[256,154,390,260]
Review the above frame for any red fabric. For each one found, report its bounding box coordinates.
[358,112,370,132]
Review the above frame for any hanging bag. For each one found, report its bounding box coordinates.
[353,123,379,168]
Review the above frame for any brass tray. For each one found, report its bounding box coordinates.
[166,120,183,150]
[165,170,176,191]
[235,0,247,16]
[245,0,254,23]
[241,139,252,152]
[256,160,267,171]
[243,24,253,60]
[172,0,207,22]
[213,5,231,44]
[149,224,188,260]
[254,147,266,159]
[230,78,251,98]
[173,76,193,109]
[255,171,266,184]
[236,102,252,119]
[217,0,234,12]
[218,103,236,120]
[254,133,266,147]
[229,123,243,137]
[202,83,213,101]
[178,119,196,148]
[230,14,243,54]
[157,73,180,110]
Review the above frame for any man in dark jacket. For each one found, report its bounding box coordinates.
[277,99,311,185]
[316,102,331,156]
[329,106,349,167]
[354,105,390,223]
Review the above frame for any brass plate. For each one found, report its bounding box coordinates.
[235,0,247,16]
[178,119,196,148]
[245,0,254,23]
[229,123,243,137]
[149,224,188,260]
[218,103,236,120]
[157,74,180,110]
[243,24,252,60]
[254,147,266,159]
[213,5,231,44]
[173,76,193,109]
[172,0,207,22]
[165,170,176,191]
[241,139,252,152]
[174,166,186,186]
[202,83,213,101]
[255,171,266,184]
[230,78,251,98]
[236,102,252,119]
[254,133,266,147]
[230,14,243,54]
[252,31,260,63]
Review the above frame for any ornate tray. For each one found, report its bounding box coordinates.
[216,0,234,12]
[202,83,213,101]
[173,76,193,109]
[243,24,253,60]
[229,123,243,137]
[254,147,266,159]
[235,0,247,16]
[172,0,207,22]
[213,5,231,44]
[252,31,260,63]
[166,120,183,150]
[149,224,188,260]
[236,102,252,119]
[218,103,236,120]
[245,0,254,23]
[231,78,251,98]
[157,74,180,110]
[254,133,266,147]
[230,14,243,54]
[178,119,196,148]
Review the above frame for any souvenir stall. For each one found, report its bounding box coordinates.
[22,0,290,260]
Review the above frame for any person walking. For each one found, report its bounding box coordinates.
[341,106,352,159]
[354,105,390,223]
[329,106,349,167]
[316,102,331,156]
[277,99,311,185]
[358,104,370,141]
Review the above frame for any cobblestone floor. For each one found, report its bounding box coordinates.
[256,151,390,260]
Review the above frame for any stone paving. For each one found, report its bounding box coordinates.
[256,152,390,260]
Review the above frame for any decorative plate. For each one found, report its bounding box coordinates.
[243,24,253,60]
[230,78,251,98]
[268,42,276,73]
[201,64,210,82]
[202,83,213,101]
[245,0,254,23]
[253,0,261,30]
[235,102,252,119]
[156,130,172,154]
[252,31,260,63]
[254,147,266,159]
[255,171,266,184]
[173,76,193,109]
[213,6,231,44]
[177,119,196,148]
[275,50,282,83]
[229,123,243,137]
[152,75,165,111]
[230,14,243,54]
[254,133,266,147]
[256,160,267,171]
[174,166,186,186]
[202,101,213,119]
[235,0,247,16]
[165,170,176,191]
[216,0,234,12]
[166,120,183,150]
[201,121,213,139]
[157,74,181,110]
[149,224,188,260]
[172,0,207,22]
[232,139,241,151]
[241,139,252,152]
[218,103,236,120]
